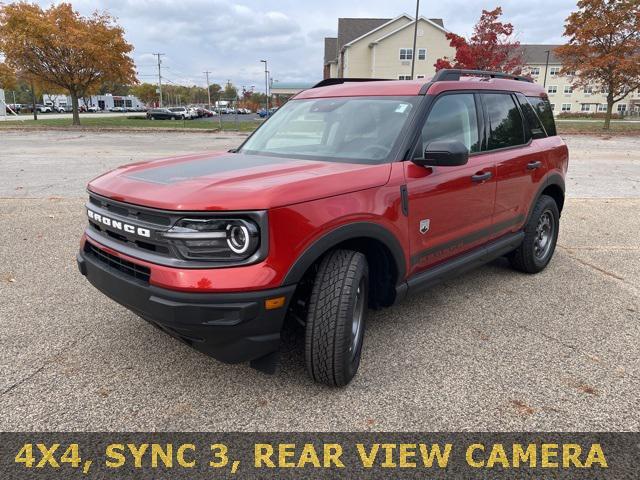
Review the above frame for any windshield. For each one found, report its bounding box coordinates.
[239,96,419,163]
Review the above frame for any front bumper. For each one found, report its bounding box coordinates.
[77,245,296,364]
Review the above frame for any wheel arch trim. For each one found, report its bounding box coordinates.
[282,222,406,286]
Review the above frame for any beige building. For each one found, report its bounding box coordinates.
[323,18,640,116]
[519,44,640,116]
[323,14,455,81]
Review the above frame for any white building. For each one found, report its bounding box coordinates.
[42,93,145,111]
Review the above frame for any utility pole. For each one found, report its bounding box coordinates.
[410,0,420,80]
[154,53,165,107]
[204,71,212,110]
[260,60,269,115]
[543,50,551,88]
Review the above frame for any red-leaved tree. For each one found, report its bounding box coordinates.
[435,7,524,73]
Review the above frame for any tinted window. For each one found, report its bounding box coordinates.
[526,96,557,136]
[515,93,546,139]
[483,93,525,150]
[418,93,480,156]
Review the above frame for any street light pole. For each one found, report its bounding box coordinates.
[260,59,269,115]
[410,0,420,80]
[154,52,165,107]
[204,70,212,110]
[543,50,551,88]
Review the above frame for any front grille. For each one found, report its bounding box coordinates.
[85,242,151,283]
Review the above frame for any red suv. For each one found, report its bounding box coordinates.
[78,70,568,386]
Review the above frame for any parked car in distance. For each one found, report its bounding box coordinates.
[36,104,52,113]
[86,106,101,112]
[77,70,568,387]
[146,108,182,120]
[109,106,125,112]
[168,107,191,119]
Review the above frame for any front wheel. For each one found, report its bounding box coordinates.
[509,194,560,273]
[305,249,368,387]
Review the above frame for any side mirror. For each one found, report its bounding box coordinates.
[413,140,469,167]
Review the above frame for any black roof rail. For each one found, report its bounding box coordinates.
[312,78,392,88]
[432,69,533,83]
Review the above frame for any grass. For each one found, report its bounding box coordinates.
[2,115,638,136]
[0,115,260,132]
[556,120,640,135]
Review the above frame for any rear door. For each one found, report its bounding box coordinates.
[480,92,546,240]
[404,92,497,276]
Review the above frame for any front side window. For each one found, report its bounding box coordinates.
[418,48,426,60]
[416,93,480,157]
[482,93,525,150]
[399,48,413,60]
[239,96,418,164]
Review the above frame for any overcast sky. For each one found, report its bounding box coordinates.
[25,0,577,91]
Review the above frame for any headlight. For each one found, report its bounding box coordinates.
[161,218,260,261]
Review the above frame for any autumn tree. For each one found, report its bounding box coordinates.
[130,83,158,106]
[0,2,137,125]
[555,0,640,130]
[435,7,524,73]
[0,62,16,89]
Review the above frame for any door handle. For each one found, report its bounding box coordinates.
[471,171,492,182]
[527,160,542,170]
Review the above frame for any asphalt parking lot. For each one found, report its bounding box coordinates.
[0,131,638,431]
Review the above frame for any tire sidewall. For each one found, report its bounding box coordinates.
[340,261,368,383]
[528,196,560,270]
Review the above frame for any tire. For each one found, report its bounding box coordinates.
[509,194,560,273]
[305,249,368,387]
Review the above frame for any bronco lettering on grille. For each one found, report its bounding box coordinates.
[87,209,151,238]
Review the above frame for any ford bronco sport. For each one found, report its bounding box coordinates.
[77,69,568,386]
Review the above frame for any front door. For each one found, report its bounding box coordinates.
[405,92,497,276]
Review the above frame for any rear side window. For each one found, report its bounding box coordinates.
[515,93,546,139]
[482,93,525,150]
[526,96,557,136]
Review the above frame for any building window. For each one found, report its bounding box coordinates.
[597,104,607,112]
[617,104,627,112]
[561,103,571,112]
[584,86,593,94]
[564,85,573,94]
[399,48,413,60]
[416,75,425,79]
[581,104,591,112]
[529,67,540,76]
[398,75,411,80]
[417,48,426,60]
[549,67,561,76]
[547,85,557,94]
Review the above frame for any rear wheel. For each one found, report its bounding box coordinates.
[509,194,559,273]
[305,249,368,387]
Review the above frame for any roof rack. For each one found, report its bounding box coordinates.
[431,69,533,83]
[312,78,391,88]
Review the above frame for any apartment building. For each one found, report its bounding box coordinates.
[323,14,455,80]
[323,18,639,116]
[520,44,640,116]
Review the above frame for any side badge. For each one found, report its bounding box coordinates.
[419,219,430,234]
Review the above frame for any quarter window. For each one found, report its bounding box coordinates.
[399,48,413,60]
[417,93,480,157]
[482,93,526,150]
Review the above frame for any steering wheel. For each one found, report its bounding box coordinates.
[362,144,391,158]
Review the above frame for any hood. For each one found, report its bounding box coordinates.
[88,152,391,211]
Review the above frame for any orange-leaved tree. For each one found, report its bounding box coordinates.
[434,7,524,74]
[0,61,17,90]
[0,2,137,125]
[555,0,640,130]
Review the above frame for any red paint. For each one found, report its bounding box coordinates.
[83,77,568,294]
